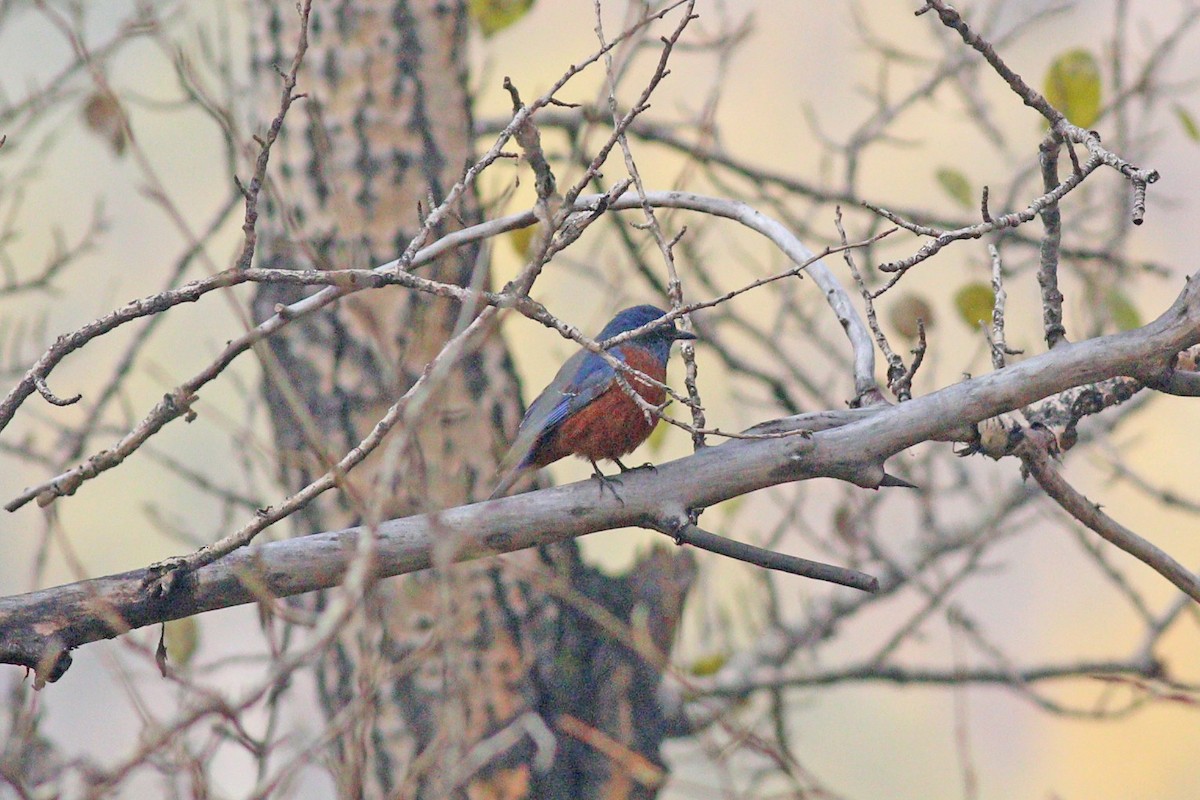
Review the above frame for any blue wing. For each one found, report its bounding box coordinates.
[490,346,639,499]
[514,349,620,467]
[490,350,616,500]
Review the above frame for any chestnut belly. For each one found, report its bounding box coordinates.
[535,382,665,466]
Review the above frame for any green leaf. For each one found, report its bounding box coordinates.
[954,282,993,328]
[164,617,199,668]
[644,415,670,455]
[469,0,535,38]
[935,167,973,209]
[1105,289,1141,331]
[1044,49,1102,128]
[1175,105,1200,142]
[506,225,534,257]
[689,652,729,677]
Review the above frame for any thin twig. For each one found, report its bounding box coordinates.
[660,520,878,592]
[835,207,906,401]
[1037,134,1067,348]
[1015,429,1200,603]
[231,0,311,271]
[987,243,1021,369]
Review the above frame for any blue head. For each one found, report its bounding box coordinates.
[598,305,696,364]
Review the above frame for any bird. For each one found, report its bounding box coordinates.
[489,305,697,500]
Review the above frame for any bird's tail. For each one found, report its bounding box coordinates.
[488,465,528,501]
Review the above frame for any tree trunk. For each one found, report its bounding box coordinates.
[248,2,694,797]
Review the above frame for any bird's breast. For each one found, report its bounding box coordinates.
[534,347,668,465]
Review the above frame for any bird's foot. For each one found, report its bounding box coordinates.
[590,460,625,504]
[613,457,657,475]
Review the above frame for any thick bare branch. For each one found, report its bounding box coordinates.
[5,266,1200,683]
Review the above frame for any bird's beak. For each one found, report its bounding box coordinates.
[672,329,698,341]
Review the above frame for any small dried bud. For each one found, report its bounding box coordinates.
[890,293,934,340]
[82,92,128,156]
